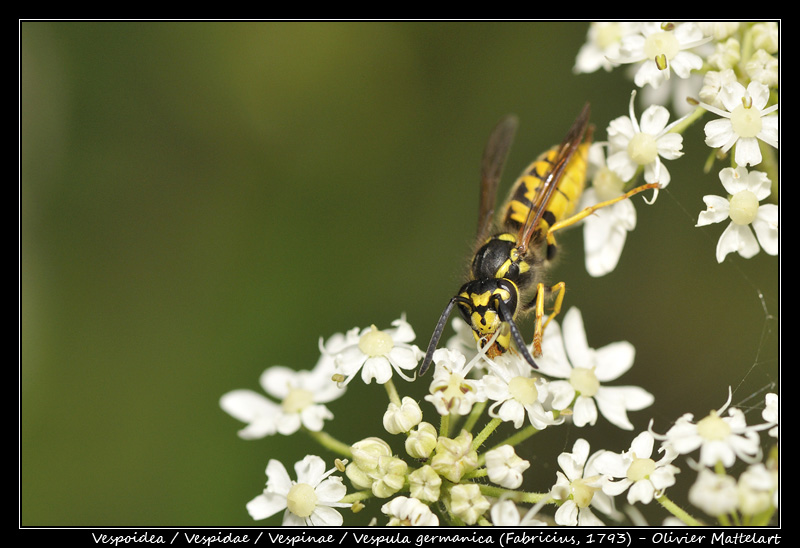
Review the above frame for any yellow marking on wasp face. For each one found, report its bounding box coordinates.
[471,310,499,334]
[465,290,491,307]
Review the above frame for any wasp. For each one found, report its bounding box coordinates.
[419,103,659,375]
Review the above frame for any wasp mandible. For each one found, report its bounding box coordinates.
[419,103,658,375]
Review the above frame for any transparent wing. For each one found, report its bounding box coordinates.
[476,114,518,244]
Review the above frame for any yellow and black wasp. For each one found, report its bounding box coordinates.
[419,103,659,375]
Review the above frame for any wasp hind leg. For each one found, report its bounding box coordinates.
[545,182,661,249]
[522,281,566,358]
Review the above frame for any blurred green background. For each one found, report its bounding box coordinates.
[21,21,778,527]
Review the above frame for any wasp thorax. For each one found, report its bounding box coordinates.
[471,233,530,284]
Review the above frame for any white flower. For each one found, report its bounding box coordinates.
[424,348,486,416]
[611,22,708,88]
[246,455,350,526]
[762,392,778,439]
[383,396,423,434]
[489,500,547,526]
[407,465,441,503]
[485,445,530,489]
[751,22,779,54]
[696,166,778,262]
[346,437,408,498]
[430,430,478,483]
[573,22,641,74]
[537,307,654,431]
[581,144,639,277]
[744,49,779,88]
[606,90,686,188]
[334,315,422,385]
[707,37,741,71]
[737,463,777,515]
[550,439,615,526]
[698,69,739,110]
[688,468,738,517]
[381,496,439,526]
[405,422,438,459]
[220,354,343,439]
[449,483,490,525]
[654,388,769,467]
[482,354,562,430]
[593,431,680,505]
[701,80,778,167]
[697,22,740,41]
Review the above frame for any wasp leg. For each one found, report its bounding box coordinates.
[521,281,566,358]
[496,298,538,369]
[420,296,462,376]
[545,182,661,248]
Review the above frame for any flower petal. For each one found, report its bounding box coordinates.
[220,390,278,423]
[294,454,327,486]
[753,204,779,255]
[246,493,286,521]
[696,195,730,226]
[309,505,344,526]
[265,459,293,493]
[594,341,636,381]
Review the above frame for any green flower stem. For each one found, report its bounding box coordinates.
[478,484,550,505]
[440,412,450,439]
[462,400,486,434]
[304,428,353,458]
[472,417,502,451]
[489,424,539,452]
[384,378,402,407]
[749,506,777,527]
[463,467,487,479]
[657,494,703,526]
[668,104,706,136]
[340,489,373,504]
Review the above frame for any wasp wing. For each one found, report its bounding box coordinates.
[516,103,591,254]
[476,115,518,245]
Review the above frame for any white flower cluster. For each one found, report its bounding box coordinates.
[219,310,778,526]
[575,22,778,265]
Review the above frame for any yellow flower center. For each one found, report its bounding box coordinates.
[644,31,679,64]
[286,483,317,518]
[730,102,762,139]
[728,190,759,225]
[627,456,656,482]
[508,376,539,405]
[571,478,597,508]
[282,388,314,413]
[358,326,394,357]
[627,132,658,165]
[570,367,600,397]
[696,410,731,441]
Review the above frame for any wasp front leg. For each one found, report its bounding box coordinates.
[527,281,566,357]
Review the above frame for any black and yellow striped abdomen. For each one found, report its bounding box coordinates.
[501,141,591,239]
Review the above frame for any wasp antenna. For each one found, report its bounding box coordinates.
[497,300,539,370]
[419,297,460,376]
